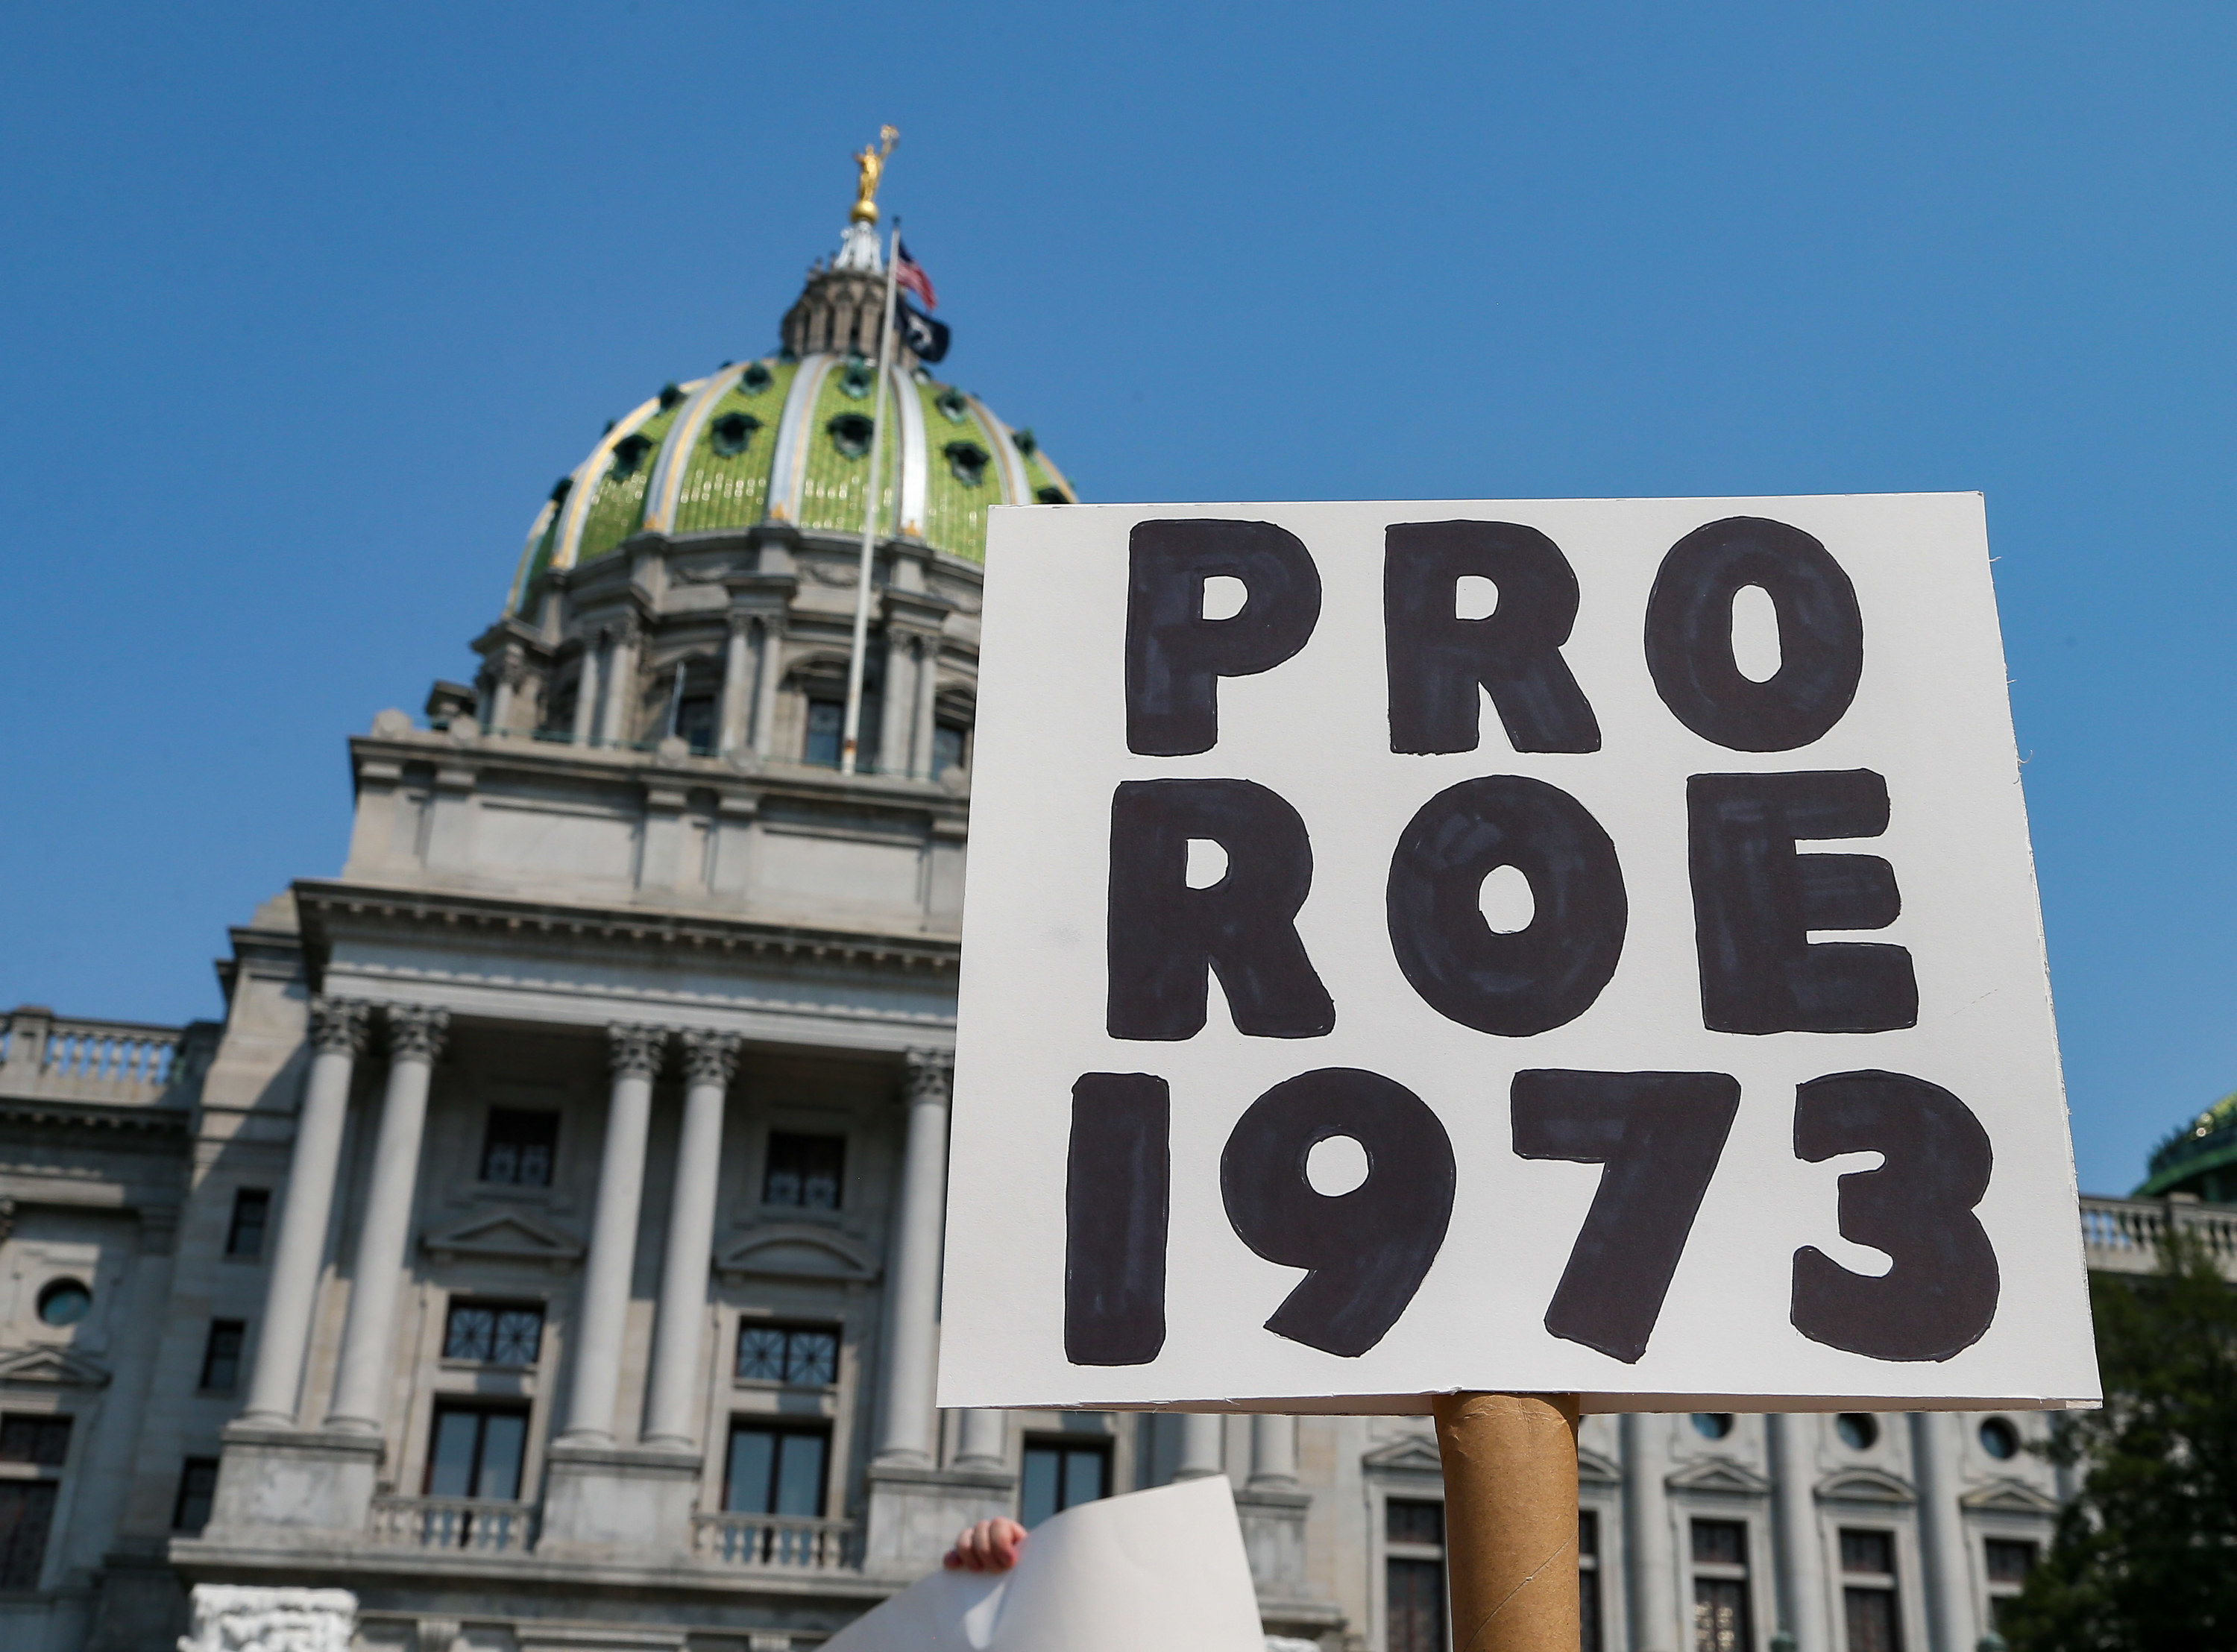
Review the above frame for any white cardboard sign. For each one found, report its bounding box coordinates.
[940,496,2100,1414]
[819,1476,1263,1652]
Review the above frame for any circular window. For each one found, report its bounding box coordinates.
[1690,1413,1734,1440]
[827,412,875,459]
[1836,1413,1878,1451]
[1979,1418,2019,1460]
[608,431,653,478]
[943,439,991,488]
[37,1279,92,1327]
[708,411,761,458]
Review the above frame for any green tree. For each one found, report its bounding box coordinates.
[2001,1231,2237,1651]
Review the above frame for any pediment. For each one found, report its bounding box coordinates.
[1578,1446,1623,1487]
[1817,1468,1916,1505]
[714,1224,878,1283]
[1361,1434,1444,1475]
[0,1345,110,1386]
[1960,1477,2060,1515]
[421,1210,585,1267]
[1668,1456,1771,1497]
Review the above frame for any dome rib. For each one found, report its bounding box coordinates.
[550,391,665,575]
[507,497,561,614]
[642,368,746,535]
[963,393,1033,506]
[893,362,929,539]
[767,354,839,524]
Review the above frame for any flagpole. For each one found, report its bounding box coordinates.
[840,213,902,775]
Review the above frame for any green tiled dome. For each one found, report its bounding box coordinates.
[506,233,1076,613]
[2136,1091,2237,1202]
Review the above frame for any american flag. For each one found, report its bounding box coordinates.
[896,238,937,310]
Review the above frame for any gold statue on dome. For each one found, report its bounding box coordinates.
[850,126,899,224]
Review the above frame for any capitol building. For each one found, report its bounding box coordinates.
[1,172,2227,1652]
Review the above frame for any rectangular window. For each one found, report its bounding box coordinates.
[762,1131,845,1209]
[1840,1528,1901,1652]
[1985,1538,2037,1586]
[676,694,717,756]
[0,1414,72,1467]
[1692,1519,1752,1652]
[932,722,967,781]
[198,1320,245,1392]
[724,1422,828,1516]
[735,1322,839,1386]
[1986,1537,2039,1633]
[803,699,844,768]
[443,1301,544,1366]
[173,1457,219,1533]
[480,1109,559,1187]
[0,1481,59,1588]
[1385,1498,1446,1652]
[1020,1440,1110,1529]
[1580,1507,1602,1652]
[224,1188,271,1258]
[425,1403,529,1501]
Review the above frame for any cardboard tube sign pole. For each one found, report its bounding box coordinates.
[1434,1393,1582,1651]
[938,496,2101,1629]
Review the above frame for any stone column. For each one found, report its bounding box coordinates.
[643,1029,740,1448]
[1174,1415,1224,1480]
[242,997,367,1426]
[1236,1411,1312,1607]
[1248,1414,1299,1488]
[717,617,752,759]
[911,635,939,780]
[1622,1413,1681,1652]
[751,615,785,758]
[597,620,640,747]
[1910,1412,1977,1652]
[872,1049,951,1466]
[557,1023,665,1445]
[877,631,910,776]
[488,655,523,736]
[572,640,601,746]
[954,1409,1008,1469]
[1768,1413,1831,1652]
[325,1005,447,1434]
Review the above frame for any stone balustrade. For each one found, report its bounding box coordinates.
[368,1495,540,1554]
[690,1512,860,1571]
[2079,1191,2237,1278]
[0,1006,190,1106]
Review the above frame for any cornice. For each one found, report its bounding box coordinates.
[0,1096,192,1138]
[292,880,960,978]
[343,728,970,819]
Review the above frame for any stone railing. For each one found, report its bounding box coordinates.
[690,1511,859,1571]
[2079,1192,2237,1279]
[368,1495,538,1554]
[0,1008,192,1106]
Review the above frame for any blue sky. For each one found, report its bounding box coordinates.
[1,2,2230,1197]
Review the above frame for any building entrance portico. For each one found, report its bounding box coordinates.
[189,864,1003,1627]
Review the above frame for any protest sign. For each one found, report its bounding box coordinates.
[940,495,2100,1415]
[819,1476,1263,1652]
